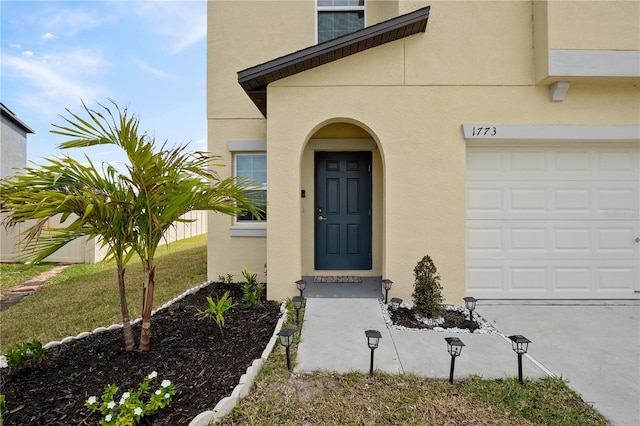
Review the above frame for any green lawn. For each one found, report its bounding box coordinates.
[1,234,208,351]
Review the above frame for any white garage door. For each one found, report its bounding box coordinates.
[466,143,640,299]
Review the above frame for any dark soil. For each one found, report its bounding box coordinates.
[390,307,479,331]
[1,283,280,425]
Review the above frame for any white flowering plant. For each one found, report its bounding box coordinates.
[85,371,175,425]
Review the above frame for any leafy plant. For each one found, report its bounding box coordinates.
[195,292,237,335]
[218,274,234,284]
[85,371,175,425]
[411,255,445,318]
[0,394,7,418]
[4,339,45,369]
[241,268,264,308]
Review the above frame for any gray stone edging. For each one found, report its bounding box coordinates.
[0,281,289,426]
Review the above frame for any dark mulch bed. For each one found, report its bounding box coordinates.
[390,307,479,331]
[2,283,280,425]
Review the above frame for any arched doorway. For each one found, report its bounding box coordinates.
[300,121,384,289]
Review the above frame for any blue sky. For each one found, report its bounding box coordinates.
[1,0,207,168]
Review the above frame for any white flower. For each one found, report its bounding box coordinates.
[107,401,116,409]
[164,393,170,399]
[134,407,143,416]
[105,414,112,422]
[147,371,158,379]
[122,391,130,400]
[160,380,171,388]
[87,396,97,405]
[155,389,161,395]
[119,397,126,405]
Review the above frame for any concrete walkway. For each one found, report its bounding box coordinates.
[296,298,547,380]
[296,298,640,426]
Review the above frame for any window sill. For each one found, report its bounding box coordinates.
[230,227,267,237]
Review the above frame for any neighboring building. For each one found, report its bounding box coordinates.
[1,103,32,179]
[207,0,640,303]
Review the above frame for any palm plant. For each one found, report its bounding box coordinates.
[1,100,261,352]
[49,100,261,351]
[0,155,138,350]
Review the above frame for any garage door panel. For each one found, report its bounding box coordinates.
[467,259,638,298]
[467,144,639,299]
[468,220,638,258]
[469,181,638,220]
[467,146,639,181]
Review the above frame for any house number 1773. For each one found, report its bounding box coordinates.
[471,127,497,136]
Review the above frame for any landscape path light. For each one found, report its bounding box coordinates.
[295,279,306,298]
[390,297,403,311]
[292,296,304,325]
[508,334,531,383]
[445,337,465,383]
[277,328,296,371]
[463,296,477,332]
[382,279,393,304]
[365,329,382,376]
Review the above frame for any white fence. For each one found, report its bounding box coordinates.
[0,211,207,264]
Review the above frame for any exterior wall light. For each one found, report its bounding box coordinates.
[365,329,382,376]
[463,296,477,332]
[382,279,393,304]
[445,337,465,383]
[295,279,306,298]
[292,296,304,325]
[508,334,531,383]
[277,328,296,371]
[390,297,403,311]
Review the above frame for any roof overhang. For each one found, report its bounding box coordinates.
[237,6,430,117]
[1,103,34,134]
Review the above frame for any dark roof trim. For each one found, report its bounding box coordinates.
[237,6,430,117]
[1,103,35,133]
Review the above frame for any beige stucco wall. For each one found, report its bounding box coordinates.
[208,0,640,302]
[545,0,639,50]
[207,0,316,283]
[534,0,640,83]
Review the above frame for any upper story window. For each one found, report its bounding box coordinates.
[235,154,267,222]
[317,0,365,44]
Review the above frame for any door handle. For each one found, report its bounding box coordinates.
[318,215,327,222]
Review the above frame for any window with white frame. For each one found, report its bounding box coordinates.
[235,154,266,222]
[317,0,365,44]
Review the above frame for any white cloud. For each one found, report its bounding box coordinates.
[22,51,34,57]
[10,43,22,49]
[44,9,105,38]
[1,51,110,117]
[41,32,55,40]
[134,2,206,54]
[133,57,176,79]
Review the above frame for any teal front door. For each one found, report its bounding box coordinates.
[315,152,372,270]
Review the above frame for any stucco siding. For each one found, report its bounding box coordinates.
[208,0,640,302]
[546,0,640,51]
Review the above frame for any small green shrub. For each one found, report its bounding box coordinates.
[411,255,445,318]
[85,371,175,426]
[218,274,234,284]
[4,339,45,369]
[195,292,237,336]
[241,268,264,308]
